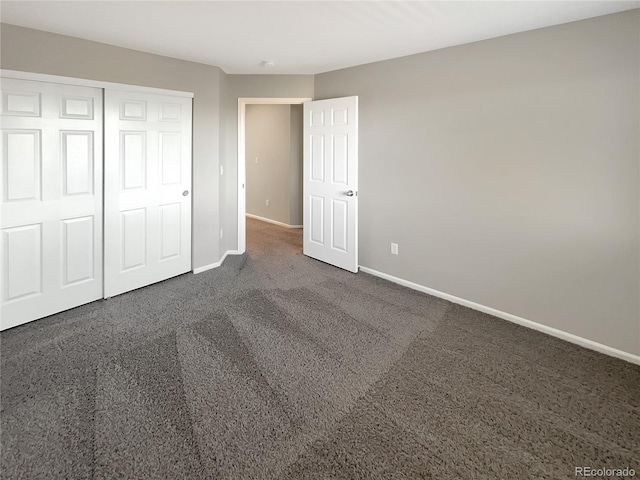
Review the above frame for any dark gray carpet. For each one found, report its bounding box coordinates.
[1,217,639,479]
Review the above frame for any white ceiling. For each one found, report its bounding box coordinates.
[1,1,638,74]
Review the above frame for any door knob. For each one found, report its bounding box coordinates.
[182,190,189,196]
[345,190,354,197]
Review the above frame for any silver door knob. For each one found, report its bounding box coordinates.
[345,190,354,197]
[182,190,189,196]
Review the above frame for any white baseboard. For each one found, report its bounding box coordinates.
[359,266,640,366]
[246,213,302,229]
[193,250,242,274]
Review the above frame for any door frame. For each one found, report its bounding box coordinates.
[237,97,312,254]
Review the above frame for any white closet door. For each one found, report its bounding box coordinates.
[104,90,192,298]
[1,78,103,330]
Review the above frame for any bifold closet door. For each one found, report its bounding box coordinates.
[104,90,192,298]
[1,78,103,330]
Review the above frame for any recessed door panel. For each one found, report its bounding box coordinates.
[62,216,94,285]
[62,131,93,196]
[2,91,40,116]
[120,100,146,121]
[160,133,180,185]
[310,195,324,245]
[332,134,348,185]
[4,130,41,202]
[331,199,348,253]
[332,108,348,126]
[121,132,146,190]
[310,135,324,182]
[2,224,42,302]
[160,103,181,122]
[310,109,325,127]
[121,209,147,271]
[61,96,93,119]
[160,203,181,260]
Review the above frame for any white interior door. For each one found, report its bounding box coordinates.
[1,78,103,330]
[303,96,358,273]
[104,90,192,298]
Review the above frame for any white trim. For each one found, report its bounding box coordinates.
[193,263,219,274]
[246,213,302,229]
[237,97,312,255]
[1,70,194,98]
[359,266,640,366]
[192,250,242,274]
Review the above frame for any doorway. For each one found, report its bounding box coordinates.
[238,98,311,253]
[237,95,360,273]
[245,103,302,227]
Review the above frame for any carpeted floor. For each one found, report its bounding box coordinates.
[1,217,639,479]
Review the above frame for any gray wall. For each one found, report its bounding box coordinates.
[314,10,640,355]
[0,23,223,269]
[245,104,292,225]
[289,104,303,226]
[219,74,314,252]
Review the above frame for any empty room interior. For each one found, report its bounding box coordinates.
[1,1,639,479]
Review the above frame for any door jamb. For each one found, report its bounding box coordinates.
[237,97,311,254]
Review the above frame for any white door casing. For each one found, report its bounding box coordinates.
[104,90,192,298]
[303,96,358,273]
[1,78,103,329]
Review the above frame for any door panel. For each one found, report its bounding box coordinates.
[62,131,94,195]
[303,96,358,273]
[1,78,103,330]
[121,208,147,270]
[62,216,95,285]
[3,224,42,301]
[4,129,41,201]
[104,90,192,298]
[2,90,40,116]
[159,203,181,260]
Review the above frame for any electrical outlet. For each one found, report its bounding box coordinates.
[391,243,399,255]
[255,156,259,164]
[220,228,223,239]
[220,165,224,175]
[266,199,270,207]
